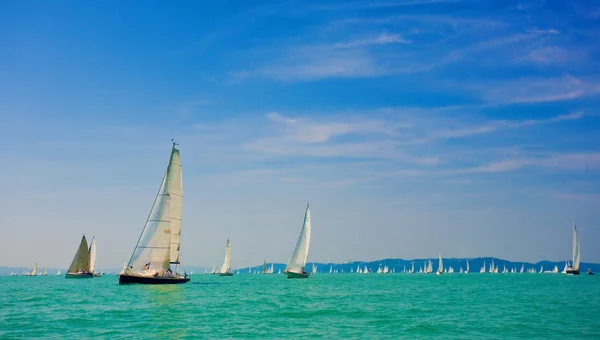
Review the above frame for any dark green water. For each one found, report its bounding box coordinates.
[1,274,599,339]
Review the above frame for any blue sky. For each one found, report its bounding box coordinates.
[1,0,599,269]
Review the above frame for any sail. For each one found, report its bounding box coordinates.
[286,203,312,274]
[437,253,443,273]
[219,239,232,274]
[68,235,90,274]
[89,237,97,274]
[167,148,183,264]
[572,222,580,270]
[126,171,172,276]
[466,260,470,272]
[31,263,38,276]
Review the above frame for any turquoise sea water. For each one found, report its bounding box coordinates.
[1,274,599,339]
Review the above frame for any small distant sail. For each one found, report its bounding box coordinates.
[31,263,38,276]
[466,260,470,274]
[572,222,581,271]
[436,252,443,275]
[218,239,232,275]
[56,269,61,276]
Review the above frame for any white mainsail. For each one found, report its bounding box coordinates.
[31,263,38,276]
[466,260,470,274]
[572,222,581,271]
[89,237,97,274]
[168,148,183,265]
[285,203,311,274]
[125,143,183,277]
[436,252,443,275]
[219,239,232,274]
[67,235,90,274]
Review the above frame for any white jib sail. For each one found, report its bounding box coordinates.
[126,172,172,276]
[286,203,311,274]
[89,236,97,274]
[219,239,232,274]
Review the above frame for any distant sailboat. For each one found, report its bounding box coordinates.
[31,263,38,276]
[41,267,47,276]
[66,235,93,278]
[564,222,581,275]
[436,253,443,275]
[312,263,317,274]
[520,263,524,273]
[465,260,470,274]
[218,239,233,276]
[119,141,190,284]
[56,269,61,276]
[480,261,486,273]
[284,203,312,279]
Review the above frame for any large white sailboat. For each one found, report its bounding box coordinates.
[119,141,189,284]
[284,203,312,279]
[564,222,581,275]
[218,239,233,276]
[66,235,94,278]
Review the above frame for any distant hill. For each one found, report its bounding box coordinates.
[2,259,598,276]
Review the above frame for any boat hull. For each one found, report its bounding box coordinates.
[65,273,94,279]
[286,271,310,279]
[217,272,233,276]
[118,274,190,285]
[565,269,580,275]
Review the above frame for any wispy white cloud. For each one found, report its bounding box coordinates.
[255,46,382,81]
[472,75,600,104]
[450,152,600,175]
[334,32,410,48]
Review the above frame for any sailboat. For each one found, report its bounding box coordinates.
[56,269,61,276]
[284,203,311,279]
[312,263,317,274]
[119,141,190,284]
[564,222,581,275]
[436,253,443,275]
[66,235,94,278]
[30,263,38,276]
[218,239,233,276]
[465,260,469,274]
[41,267,47,276]
[262,260,267,274]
